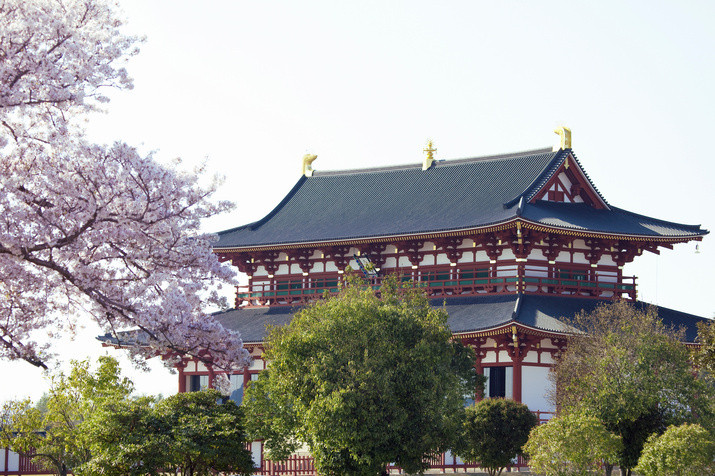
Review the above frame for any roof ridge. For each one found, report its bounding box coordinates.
[503,149,567,209]
[313,147,555,177]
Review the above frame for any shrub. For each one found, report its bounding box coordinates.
[523,412,621,476]
[635,423,715,476]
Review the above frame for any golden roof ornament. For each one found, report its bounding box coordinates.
[553,126,572,151]
[422,140,437,170]
[302,153,317,177]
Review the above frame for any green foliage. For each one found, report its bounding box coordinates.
[454,398,537,476]
[82,389,253,476]
[697,319,715,375]
[551,302,715,471]
[635,423,715,476]
[523,413,622,476]
[0,356,134,476]
[244,274,480,476]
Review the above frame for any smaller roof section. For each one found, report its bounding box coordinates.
[210,294,709,344]
[215,148,707,250]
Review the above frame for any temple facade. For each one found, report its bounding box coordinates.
[172,130,709,472]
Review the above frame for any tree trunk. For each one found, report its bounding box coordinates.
[604,463,613,476]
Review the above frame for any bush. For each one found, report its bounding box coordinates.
[635,423,715,476]
[455,398,538,476]
[523,412,621,476]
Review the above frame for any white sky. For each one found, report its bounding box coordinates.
[3,0,714,402]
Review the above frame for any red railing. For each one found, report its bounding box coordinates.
[0,447,47,476]
[254,411,555,475]
[237,266,636,308]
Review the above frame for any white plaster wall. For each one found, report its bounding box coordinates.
[525,268,548,278]
[461,239,475,249]
[474,250,490,262]
[185,361,196,372]
[522,350,539,363]
[4,450,20,471]
[540,352,555,365]
[435,253,450,265]
[383,257,397,269]
[419,242,434,252]
[541,338,556,349]
[529,249,547,261]
[498,350,511,362]
[598,254,616,266]
[500,249,516,261]
[420,254,436,266]
[398,256,413,268]
[458,251,474,263]
[254,265,268,277]
[251,441,262,468]
[277,264,290,275]
[558,172,572,189]
[249,358,264,371]
[481,350,497,364]
[325,261,339,272]
[196,361,208,372]
[572,253,589,265]
[521,366,555,414]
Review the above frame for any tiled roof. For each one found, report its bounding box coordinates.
[215,148,706,249]
[521,202,705,237]
[212,295,708,344]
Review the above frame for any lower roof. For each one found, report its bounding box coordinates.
[215,294,708,344]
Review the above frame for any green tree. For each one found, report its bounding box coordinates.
[551,302,715,475]
[454,398,537,476]
[635,423,715,476]
[0,356,134,476]
[82,389,254,476]
[243,275,480,476]
[523,412,622,476]
[697,319,715,375]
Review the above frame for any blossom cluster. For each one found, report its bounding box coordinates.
[0,0,250,375]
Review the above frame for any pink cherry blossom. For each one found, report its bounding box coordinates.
[0,0,250,376]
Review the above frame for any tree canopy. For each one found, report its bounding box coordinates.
[0,356,134,476]
[1,357,253,476]
[551,301,715,474]
[455,398,537,476]
[523,412,622,476]
[83,389,254,476]
[243,275,480,476]
[0,0,247,372]
[697,319,715,375]
[635,423,715,476]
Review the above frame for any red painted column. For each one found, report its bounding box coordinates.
[243,364,251,388]
[177,361,187,393]
[208,364,215,389]
[512,358,522,402]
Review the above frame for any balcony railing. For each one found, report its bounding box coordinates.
[236,266,636,308]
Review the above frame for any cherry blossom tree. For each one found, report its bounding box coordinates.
[0,0,250,375]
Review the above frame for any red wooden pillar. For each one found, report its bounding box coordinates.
[243,363,251,388]
[512,357,522,402]
[177,360,187,393]
[208,364,216,389]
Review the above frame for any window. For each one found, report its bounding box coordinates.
[188,374,209,392]
[228,374,244,404]
[483,366,513,399]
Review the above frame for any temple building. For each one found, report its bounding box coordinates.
[118,129,710,472]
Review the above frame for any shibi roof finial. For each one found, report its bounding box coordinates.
[302,153,318,177]
[553,126,572,151]
[423,140,437,170]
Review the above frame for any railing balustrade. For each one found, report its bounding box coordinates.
[236,264,636,307]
